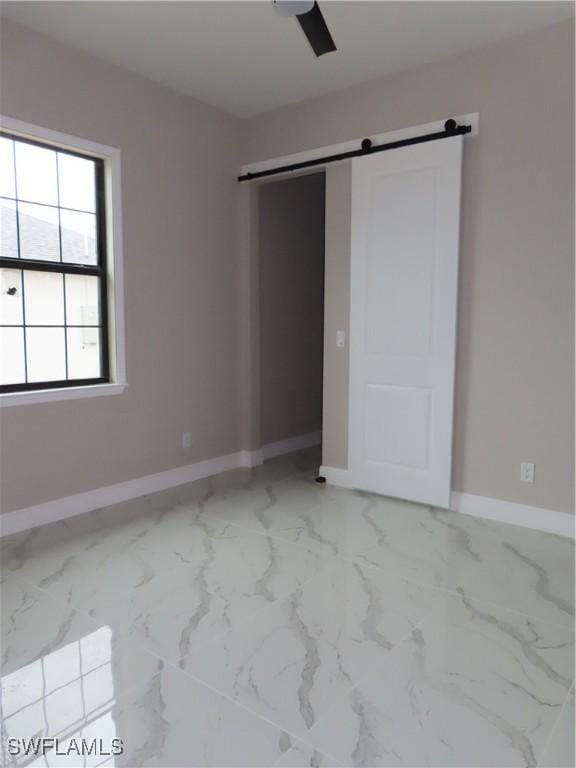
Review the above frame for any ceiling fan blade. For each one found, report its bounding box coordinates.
[296,2,336,57]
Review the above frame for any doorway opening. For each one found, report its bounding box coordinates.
[256,171,326,468]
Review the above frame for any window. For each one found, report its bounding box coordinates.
[0,131,112,394]
[2,624,119,767]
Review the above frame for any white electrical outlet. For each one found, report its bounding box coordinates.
[520,462,535,483]
[182,432,192,450]
[336,330,346,348]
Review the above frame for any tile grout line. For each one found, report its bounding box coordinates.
[1,576,172,726]
[6,489,343,757]
[535,680,575,767]
[274,591,574,763]
[198,506,339,556]
[135,664,316,761]
[167,569,443,757]
[272,739,345,768]
[348,533,576,632]
[6,494,573,645]
[9,553,573,748]
[355,552,575,631]
[5,508,573,640]
[3,512,348,682]
[3,463,573,747]
[298,608,443,756]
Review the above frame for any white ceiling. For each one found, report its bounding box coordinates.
[2,1,573,118]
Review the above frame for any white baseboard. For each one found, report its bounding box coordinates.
[6,449,570,541]
[319,464,352,488]
[262,431,322,460]
[319,465,574,539]
[0,432,321,538]
[452,492,574,539]
[0,450,258,538]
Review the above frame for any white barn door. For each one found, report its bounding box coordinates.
[348,137,463,508]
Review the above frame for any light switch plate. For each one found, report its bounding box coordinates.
[520,462,535,483]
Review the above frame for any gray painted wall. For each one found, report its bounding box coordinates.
[322,164,351,470]
[243,20,575,515]
[0,20,242,514]
[1,18,573,521]
[258,174,325,446]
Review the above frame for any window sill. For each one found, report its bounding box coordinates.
[0,382,127,407]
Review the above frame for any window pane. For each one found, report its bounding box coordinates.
[18,202,60,262]
[43,680,84,737]
[0,136,110,392]
[80,626,112,672]
[0,269,23,325]
[58,153,96,213]
[65,274,99,326]
[24,270,64,326]
[44,641,81,694]
[0,327,25,385]
[2,699,45,751]
[26,327,66,382]
[1,658,43,717]
[0,137,16,198]
[60,210,97,265]
[15,141,58,205]
[67,327,101,379]
[1,199,18,259]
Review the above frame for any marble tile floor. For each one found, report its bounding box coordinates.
[1,447,574,767]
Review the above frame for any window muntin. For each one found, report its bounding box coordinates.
[0,133,109,392]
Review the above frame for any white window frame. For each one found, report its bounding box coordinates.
[0,116,126,406]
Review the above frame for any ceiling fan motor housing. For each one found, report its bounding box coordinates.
[274,1,337,57]
[274,0,315,18]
